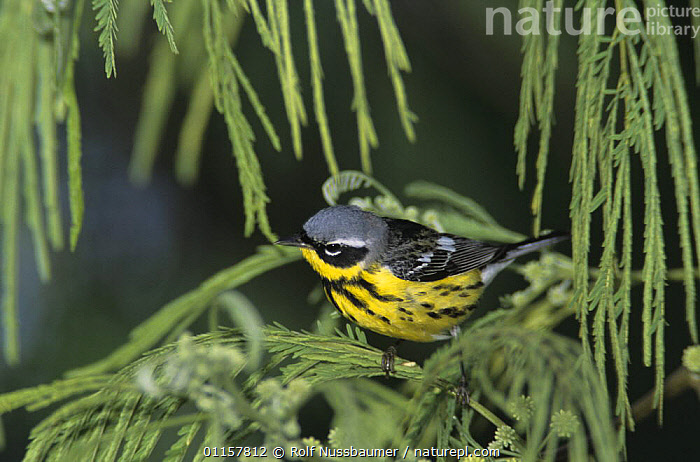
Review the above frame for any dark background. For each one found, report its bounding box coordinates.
[1,1,698,459]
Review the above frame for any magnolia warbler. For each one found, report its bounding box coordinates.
[276,205,567,379]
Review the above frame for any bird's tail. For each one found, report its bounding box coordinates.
[503,231,570,261]
[481,231,569,286]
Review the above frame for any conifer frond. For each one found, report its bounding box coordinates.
[513,0,562,236]
[0,1,31,365]
[414,316,618,461]
[174,68,217,185]
[5,317,617,462]
[36,42,64,252]
[322,170,401,208]
[646,7,700,345]
[0,0,87,364]
[323,379,408,449]
[267,0,308,158]
[65,28,85,252]
[93,0,119,78]
[150,0,178,54]
[229,53,282,153]
[162,421,203,462]
[267,326,423,385]
[304,0,338,175]
[366,0,417,141]
[334,0,378,173]
[204,0,277,239]
[127,36,177,185]
[129,0,229,185]
[94,0,180,77]
[1,138,20,365]
[122,1,413,235]
[0,376,113,415]
[515,0,700,430]
[21,128,51,282]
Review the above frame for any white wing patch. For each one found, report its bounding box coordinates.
[436,236,456,252]
[417,252,433,263]
[407,251,434,276]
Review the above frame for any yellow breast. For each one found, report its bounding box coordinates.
[301,249,484,342]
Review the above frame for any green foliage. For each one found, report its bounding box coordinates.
[66,0,86,252]
[304,0,338,174]
[0,0,416,364]
[0,180,612,461]
[514,0,561,237]
[334,0,377,173]
[513,0,700,433]
[202,0,278,239]
[1,1,699,460]
[0,0,85,364]
[251,0,308,160]
[124,0,415,234]
[0,0,412,365]
[0,322,615,462]
[150,0,178,54]
[3,164,700,459]
[93,0,119,77]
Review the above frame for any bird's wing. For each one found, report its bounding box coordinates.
[383,219,505,282]
[403,236,504,282]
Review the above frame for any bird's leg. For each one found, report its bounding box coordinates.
[381,340,403,377]
[451,326,470,406]
[455,360,470,406]
[381,346,396,377]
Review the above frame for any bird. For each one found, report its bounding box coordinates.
[276,205,568,381]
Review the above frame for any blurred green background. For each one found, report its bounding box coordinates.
[1,1,699,459]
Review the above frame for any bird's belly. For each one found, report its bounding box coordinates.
[323,267,485,342]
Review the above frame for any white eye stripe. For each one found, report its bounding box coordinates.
[327,238,367,248]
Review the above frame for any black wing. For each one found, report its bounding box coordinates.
[382,218,506,282]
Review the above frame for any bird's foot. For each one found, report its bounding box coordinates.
[455,373,470,406]
[381,345,397,377]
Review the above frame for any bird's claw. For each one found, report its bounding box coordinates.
[455,374,470,406]
[381,345,397,377]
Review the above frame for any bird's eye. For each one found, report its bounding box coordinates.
[324,244,342,256]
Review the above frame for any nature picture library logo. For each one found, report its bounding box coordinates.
[485,1,700,38]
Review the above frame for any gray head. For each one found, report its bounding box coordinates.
[277,205,389,268]
[303,205,387,246]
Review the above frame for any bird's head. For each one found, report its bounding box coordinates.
[276,205,389,269]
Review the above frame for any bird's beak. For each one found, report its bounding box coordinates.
[275,234,311,248]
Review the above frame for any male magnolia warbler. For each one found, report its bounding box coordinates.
[276,205,567,374]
